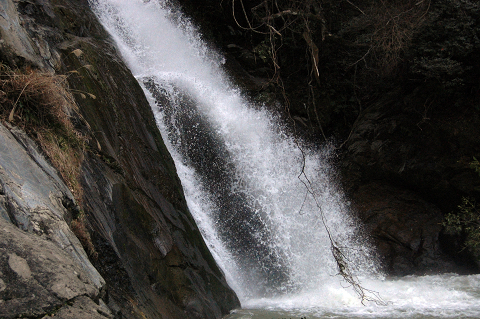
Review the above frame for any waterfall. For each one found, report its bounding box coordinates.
[91,0,480,317]
[90,0,379,299]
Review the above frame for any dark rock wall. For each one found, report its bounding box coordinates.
[340,90,480,275]
[1,0,239,318]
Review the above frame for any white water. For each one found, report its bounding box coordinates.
[90,0,480,317]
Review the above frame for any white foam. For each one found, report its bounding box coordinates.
[237,274,480,318]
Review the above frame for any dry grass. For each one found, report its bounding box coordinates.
[353,0,431,75]
[0,64,74,129]
[71,211,98,259]
[0,62,96,257]
[36,130,86,200]
[0,63,87,198]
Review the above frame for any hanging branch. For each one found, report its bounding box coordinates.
[231,0,331,133]
[230,2,386,303]
[229,2,390,304]
[295,144,387,306]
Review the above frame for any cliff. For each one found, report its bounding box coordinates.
[0,0,239,318]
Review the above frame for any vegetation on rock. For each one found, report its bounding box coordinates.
[443,158,480,262]
[0,61,96,258]
[0,62,87,199]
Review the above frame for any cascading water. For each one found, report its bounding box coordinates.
[91,1,480,318]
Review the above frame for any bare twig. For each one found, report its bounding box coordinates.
[345,0,366,15]
[232,0,267,34]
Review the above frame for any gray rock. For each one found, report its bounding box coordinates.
[0,122,105,291]
[53,295,114,319]
[0,0,51,69]
[0,218,106,318]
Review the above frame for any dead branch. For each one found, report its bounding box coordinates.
[294,139,386,306]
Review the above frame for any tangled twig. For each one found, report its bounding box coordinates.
[295,141,386,306]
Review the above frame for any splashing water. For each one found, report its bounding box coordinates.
[90,0,480,317]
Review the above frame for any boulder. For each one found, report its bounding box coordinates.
[352,182,463,275]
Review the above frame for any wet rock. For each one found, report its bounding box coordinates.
[144,79,290,294]
[352,182,462,275]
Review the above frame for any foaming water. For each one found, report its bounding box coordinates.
[228,274,480,318]
[90,0,480,316]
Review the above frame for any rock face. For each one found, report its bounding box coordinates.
[0,121,109,318]
[342,94,480,275]
[0,124,104,289]
[352,182,458,275]
[0,0,239,318]
[0,218,111,319]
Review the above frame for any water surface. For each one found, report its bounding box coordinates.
[226,274,480,318]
